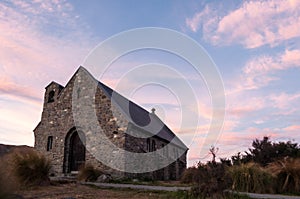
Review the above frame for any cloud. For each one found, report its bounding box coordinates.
[0,1,98,147]
[0,75,41,102]
[226,96,266,117]
[186,0,300,48]
[283,125,300,132]
[185,5,217,33]
[0,1,96,99]
[269,92,300,110]
[225,49,300,94]
[243,49,300,75]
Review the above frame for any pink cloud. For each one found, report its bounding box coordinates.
[0,1,97,147]
[187,122,300,164]
[0,1,95,93]
[243,49,300,75]
[269,92,300,110]
[224,48,300,95]
[186,0,300,48]
[226,96,265,117]
[185,5,214,33]
[0,75,41,102]
[283,125,300,132]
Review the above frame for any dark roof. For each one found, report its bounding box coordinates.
[43,66,188,150]
[87,68,188,150]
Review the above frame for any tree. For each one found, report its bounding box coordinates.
[240,137,300,166]
[209,146,219,164]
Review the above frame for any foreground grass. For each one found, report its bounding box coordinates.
[17,183,163,199]
[15,183,252,199]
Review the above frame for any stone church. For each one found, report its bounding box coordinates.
[34,66,188,180]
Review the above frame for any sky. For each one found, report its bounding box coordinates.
[1,0,300,167]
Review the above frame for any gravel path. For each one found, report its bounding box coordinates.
[82,182,191,192]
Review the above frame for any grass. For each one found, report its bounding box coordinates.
[267,157,300,194]
[0,157,15,198]
[13,149,51,186]
[78,164,103,182]
[16,182,251,199]
[227,162,275,194]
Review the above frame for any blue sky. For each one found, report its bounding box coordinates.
[0,0,300,166]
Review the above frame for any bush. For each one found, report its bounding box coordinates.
[13,149,51,186]
[78,165,103,182]
[227,163,275,193]
[267,157,300,194]
[180,167,200,184]
[184,161,231,198]
[0,157,16,198]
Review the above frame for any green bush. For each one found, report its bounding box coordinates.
[78,164,103,182]
[13,149,51,186]
[227,163,275,193]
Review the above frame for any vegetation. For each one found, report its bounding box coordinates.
[267,157,300,194]
[231,137,300,166]
[227,163,274,193]
[13,149,51,186]
[0,147,51,198]
[78,164,103,182]
[1,137,299,198]
[0,157,15,198]
[180,137,300,198]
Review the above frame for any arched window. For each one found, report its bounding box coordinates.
[47,136,53,151]
[48,90,55,103]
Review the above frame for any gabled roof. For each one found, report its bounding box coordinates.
[98,79,188,150]
[75,67,188,150]
[45,81,64,89]
[42,66,188,150]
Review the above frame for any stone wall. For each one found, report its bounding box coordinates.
[34,67,187,180]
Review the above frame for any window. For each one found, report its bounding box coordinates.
[47,136,53,151]
[48,91,55,103]
[152,140,156,151]
[147,138,151,152]
[77,88,81,99]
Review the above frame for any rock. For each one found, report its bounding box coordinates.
[96,174,112,183]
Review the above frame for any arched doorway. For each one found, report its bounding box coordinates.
[63,128,86,173]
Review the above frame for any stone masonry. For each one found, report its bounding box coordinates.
[34,66,188,180]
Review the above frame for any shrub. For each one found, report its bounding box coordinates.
[13,149,51,186]
[180,167,200,184]
[267,157,300,194]
[227,163,275,193]
[0,157,16,198]
[78,165,102,182]
[185,161,231,198]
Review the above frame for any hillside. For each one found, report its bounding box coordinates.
[0,144,32,157]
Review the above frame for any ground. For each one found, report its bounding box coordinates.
[17,183,177,199]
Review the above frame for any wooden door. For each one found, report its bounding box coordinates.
[70,132,85,171]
